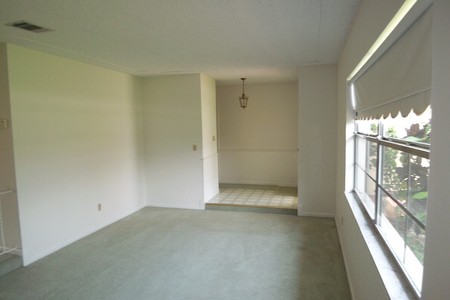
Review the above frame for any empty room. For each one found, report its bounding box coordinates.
[0,0,449,299]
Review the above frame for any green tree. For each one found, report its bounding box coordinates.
[390,121,430,263]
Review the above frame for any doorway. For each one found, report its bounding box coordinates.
[211,82,299,213]
[206,184,297,214]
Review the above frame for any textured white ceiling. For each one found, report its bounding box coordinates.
[0,0,361,84]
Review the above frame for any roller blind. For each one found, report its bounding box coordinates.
[354,8,431,120]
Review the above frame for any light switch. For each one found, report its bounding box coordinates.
[0,119,7,129]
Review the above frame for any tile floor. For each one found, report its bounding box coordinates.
[208,184,298,209]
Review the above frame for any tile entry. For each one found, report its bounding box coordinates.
[207,184,298,209]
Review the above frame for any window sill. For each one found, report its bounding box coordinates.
[344,191,418,300]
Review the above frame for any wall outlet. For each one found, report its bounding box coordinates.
[193,144,197,151]
[98,203,102,211]
[212,135,216,142]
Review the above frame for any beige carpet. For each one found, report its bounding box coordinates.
[0,207,350,300]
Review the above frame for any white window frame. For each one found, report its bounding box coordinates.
[353,120,429,295]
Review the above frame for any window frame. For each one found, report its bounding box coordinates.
[353,119,429,295]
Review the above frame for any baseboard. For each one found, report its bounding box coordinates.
[0,248,22,256]
[146,203,204,210]
[219,180,298,187]
[206,203,298,216]
[297,211,335,218]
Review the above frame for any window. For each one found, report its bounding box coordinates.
[347,2,432,294]
[354,107,431,293]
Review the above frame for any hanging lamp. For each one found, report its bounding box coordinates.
[239,78,248,109]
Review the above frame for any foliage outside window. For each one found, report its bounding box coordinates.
[354,107,431,293]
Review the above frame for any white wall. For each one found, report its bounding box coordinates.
[200,74,219,203]
[421,1,450,298]
[217,82,298,186]
[298,65,337,217]
[7,45,145,265]
[0,43,22,252]
[142,74,204,209]
[335,0,404,299]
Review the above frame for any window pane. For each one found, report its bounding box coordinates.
[381,147,407,199]
[356,119,379,135]
[356,137,377,179]
[405,216,425,291]
[356,136,366,168]
[381,147,429,227]
[382,106,431,145]
[405,216,425,264]
[367,142,377,179]
[380,203,425,292]
[407,155,429,226]
[354,107,430,295]
[379,192,406,262]
[355,167,376,219]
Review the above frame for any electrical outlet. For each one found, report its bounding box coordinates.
[212,136,216,142]
[98,203,102,211]
[193,144,197,151]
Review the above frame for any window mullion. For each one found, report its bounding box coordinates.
[376,145,382,225]
[403,153,412,263]
[353,122,358,193]
[375,120,383,225]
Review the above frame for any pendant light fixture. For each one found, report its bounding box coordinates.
[239,78,248,109]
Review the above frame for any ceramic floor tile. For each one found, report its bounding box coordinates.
[209,184,298,209]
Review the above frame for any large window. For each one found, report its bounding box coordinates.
[354,107,431,293]
[348,2,431,295]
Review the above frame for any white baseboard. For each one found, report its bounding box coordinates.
[0,248,22,257]
[146,203,204,210]
[219,180,298,187]
[297,211,335,218]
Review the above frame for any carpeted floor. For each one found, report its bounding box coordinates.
[0,207,351,300]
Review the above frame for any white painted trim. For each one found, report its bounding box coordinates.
[146,203,204,211]
[202,153,219,160]
[219,180,298,188]
[5,248,22,256]
[297,212,334,218]
[219,148,297,153]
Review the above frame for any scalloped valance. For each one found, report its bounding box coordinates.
[354,8,431,120]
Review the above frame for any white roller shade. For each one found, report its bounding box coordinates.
[354,8,431,120]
